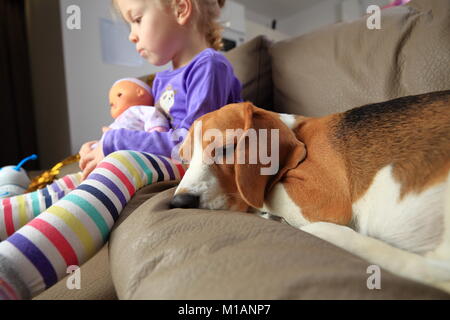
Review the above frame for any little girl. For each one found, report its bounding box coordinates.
[0,0,242,300]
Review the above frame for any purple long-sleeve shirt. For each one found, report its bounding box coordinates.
[102,48,243,159]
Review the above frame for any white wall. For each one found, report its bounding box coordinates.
[245,20,289,43]
[244,8,289,42]
[59,0,166,155]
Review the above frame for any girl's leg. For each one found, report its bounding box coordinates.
[0,173,83,241]
[0,151,186,299]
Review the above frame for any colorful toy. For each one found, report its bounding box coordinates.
[0,155,38,199]
[27,154,80,192]
[382,0,411,9]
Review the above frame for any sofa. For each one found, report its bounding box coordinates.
[35,0,450,300]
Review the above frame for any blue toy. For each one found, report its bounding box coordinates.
[0,155,38,199]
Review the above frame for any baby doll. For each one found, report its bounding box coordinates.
[91,77,171,150]
[106,77,170,133]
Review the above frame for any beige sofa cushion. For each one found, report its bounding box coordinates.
[270,0,450,116]
[109,186,450,300]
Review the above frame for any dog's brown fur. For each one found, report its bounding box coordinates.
[282,91,450,224]
[330,91,450,201]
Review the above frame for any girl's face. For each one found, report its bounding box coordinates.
[116,0,184,66]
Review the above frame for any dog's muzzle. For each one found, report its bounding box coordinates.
[170,193,200,209]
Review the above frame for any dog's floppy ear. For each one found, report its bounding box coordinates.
[235,103,306,209]
[178,129,192,163]
[178,121,202,164]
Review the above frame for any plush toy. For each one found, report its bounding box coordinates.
[0,155,38,198]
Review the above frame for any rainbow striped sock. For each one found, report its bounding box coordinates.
[0,151,186,299]
[0,173,82,240]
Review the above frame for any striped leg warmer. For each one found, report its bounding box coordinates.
[0,151,186,299]
[0,173,83,240]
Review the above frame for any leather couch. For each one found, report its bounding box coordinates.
[35,0,450,299]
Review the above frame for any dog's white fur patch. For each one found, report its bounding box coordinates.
[430,172,450,261]
[278,113,297,129]
[175,123,228,210]
[351,164,446,254]
[262,183,310,228]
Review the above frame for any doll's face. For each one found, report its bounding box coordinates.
[109,81,154,118]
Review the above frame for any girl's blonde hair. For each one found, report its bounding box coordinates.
[113,0,226,51]
[190,0,226,51]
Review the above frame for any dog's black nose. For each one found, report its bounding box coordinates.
[170,193,200,209]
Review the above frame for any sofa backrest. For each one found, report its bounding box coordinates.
[224,36,274,110]
[268,0,450,116]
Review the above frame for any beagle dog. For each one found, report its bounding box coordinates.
[171,90,450,292]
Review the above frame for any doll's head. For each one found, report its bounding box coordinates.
[109,78,154,119]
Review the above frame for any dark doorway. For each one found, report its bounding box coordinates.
[0,0,39,169]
